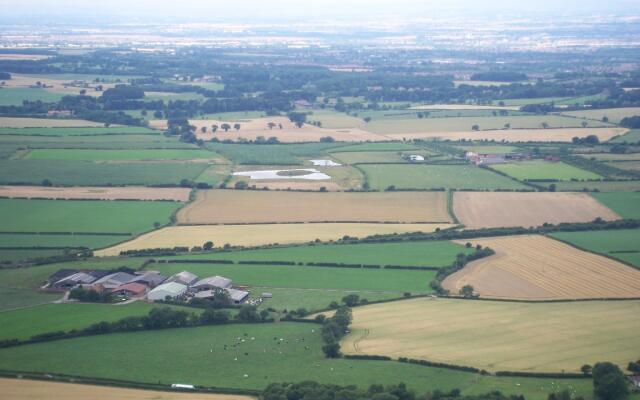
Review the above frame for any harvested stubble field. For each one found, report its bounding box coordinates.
[0,378,253,400]
[95,223,452,257]
[341,297,640,373]
[359,164,527,190]
[383,127,626,142]
[559,107,640,123]
[453,192,620,229]
[0,185,191,201]
[0,117,104,128]
[151,117,388,143]
[442,235,640,300]
[177,190,451,224]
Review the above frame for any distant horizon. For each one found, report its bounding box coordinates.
[0,0,639,24]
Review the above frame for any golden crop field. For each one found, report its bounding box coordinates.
[94,223,452,256]
[177,190,452,224]
[341,297,640,373]
[453,192,620,229]
[150,116,388,143]
[442,235,640,300]
[0,117,104,128]
[0,185,191,201]
[384,127,626,142]
[0,378,253,400]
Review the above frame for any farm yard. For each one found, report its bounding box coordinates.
[453,192,620,229]
[359,164,528,190]
[176,190,452,224]
[341,298,640,373]
[95,223,451,256]
[442,235,640,300]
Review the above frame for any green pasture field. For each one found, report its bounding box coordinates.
[580,153,640,161]
[149,262,436,293]
[363,114,609,135]
[197,111,266,120]
[24,148,219,161]
[0,126,158,136]
[551,179,640,192]
[0,159,209,185]
[501,97,570,106]
[559,107,640,123]
[0,302,164,341]
[0,134,198,150]
[550,229,640,268]
[0,322,594,399]
[28,73,144,82]
[490,160,601,181]
[605,161,640,171]
[254,287,401,312]
[0,249,65,263]
[329,142,418,152]
[332,151,409,164]
[0,199,180,234]
[193,164,232,186]
[590,192,640,219]
[208,142,341,165]
[0,233,129,249]
[0,87,64,106]
[611,129,640,143]
[453,145,522,154]
[144,92,207,101]
[306,109,364,129]
[359,164,528,190]
[162,240,470,268]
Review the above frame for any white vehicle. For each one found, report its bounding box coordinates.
[171,383,195,390]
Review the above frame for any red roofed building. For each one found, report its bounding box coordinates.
[112,282,148,297]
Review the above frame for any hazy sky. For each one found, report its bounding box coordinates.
[0,0,638,22]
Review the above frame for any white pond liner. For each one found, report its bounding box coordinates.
[232,168,331,180]
[309,159,342,167]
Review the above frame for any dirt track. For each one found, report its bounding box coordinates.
[443,235,640,300]
[0,378,253,400]
[0,185,191,202]
[177,190,452,224]
[453,192,620,229]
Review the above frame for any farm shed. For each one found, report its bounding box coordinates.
[191,276,232,291]
[147,282,187,301]
[112,282,148,297]
[53,272,96,289]
[130,272,166,288]
[227,288,250,304]
[631,376,640,388]
[48,269,79,284]
[165,270,198,286]
[91,272,137,292]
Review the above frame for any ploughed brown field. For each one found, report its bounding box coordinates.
[150,117,388,143]
[442,235,640,300]
[384,127,626,142]
[177,190,452,224]
[453,192,620,229]
[0,378,253,400]
[0,185,191,202]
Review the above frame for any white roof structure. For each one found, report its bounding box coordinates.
[54,272,96,286]
[192,276,232,290]
[227,288,250,303]
[92,272,136,289]
[408,155,425,161]
[310,159,341,167]
[166,271,198,286]
[147,282,187,301]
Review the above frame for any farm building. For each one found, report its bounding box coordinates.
[130,272,166,288]
[147,282,188,301]
[194,288,250,304]
[48,269,79,284]
[111,282,148,297]
[52,272,97,289]
[91,272,137,292]
[165,271,199,286]
[191,276,232,291]
[631,376,640,388]
[406,155,425,162]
